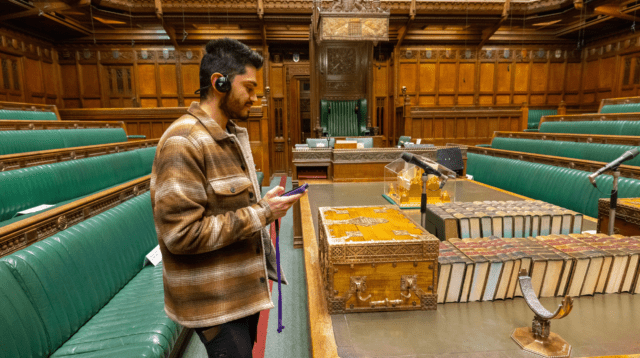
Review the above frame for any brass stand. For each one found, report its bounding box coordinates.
[512,269,573,358]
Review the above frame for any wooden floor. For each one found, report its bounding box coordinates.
[300,180,636,358]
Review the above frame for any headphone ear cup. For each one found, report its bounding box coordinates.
[215,76,231,93]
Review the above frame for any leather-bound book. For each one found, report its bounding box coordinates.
[448,238,489,302]
[535,234,610,297]
[438,241,474,303]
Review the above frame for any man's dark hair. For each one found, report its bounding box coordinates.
[199,38,263,101]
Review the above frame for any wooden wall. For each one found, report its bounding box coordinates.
[0,28,61,105]
[56,46,265,109]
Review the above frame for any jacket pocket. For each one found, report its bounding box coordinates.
[209,175,253,196]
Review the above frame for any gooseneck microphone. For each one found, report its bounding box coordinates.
[401,152,448,189]
[588,148,639,188]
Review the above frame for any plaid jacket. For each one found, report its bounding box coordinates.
[151,102,285,328]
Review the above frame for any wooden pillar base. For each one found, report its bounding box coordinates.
[511,327,571,358]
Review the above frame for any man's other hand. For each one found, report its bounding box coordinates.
[263,186,306,220]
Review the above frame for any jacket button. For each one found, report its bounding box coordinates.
[260,277,266,283]
[229,139,235,144]
[256,246,260,254]
[249,192,254,199]
[230,187,235,193]
[241,165,246,171]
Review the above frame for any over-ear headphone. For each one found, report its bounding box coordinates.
[214,75,231,93]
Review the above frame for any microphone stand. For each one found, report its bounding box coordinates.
[608,166,621,236]
[421,171,428,229]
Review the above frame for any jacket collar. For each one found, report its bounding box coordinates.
[187,101,245,141]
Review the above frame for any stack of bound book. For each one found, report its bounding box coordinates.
[425,200,583,241]
[437,234,640,304]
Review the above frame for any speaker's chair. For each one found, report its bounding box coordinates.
[320,99,369,137]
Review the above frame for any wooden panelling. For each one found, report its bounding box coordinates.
[24,58,43,94]
[81,65,101,97]
[566,63,582,92]
[271,66,284,97]
[374,65,387,95]
[61,65,79,98]
[159,65,178,94]
[548,63,565,92]
[514,63,530,92]
[530,63,547,92]
[496,63,511,92]
[599,57,615,89]
[458,63,475,93]
[400,63,417,92]
[43,62,57,97]
[583,61,598,91]
[479,63,494,92]
[419,63,436,92]
[162,98,179,107]
[140,98,157,108]
[181,64,200,96]
[438,63,456,93]
[138,64,157,95]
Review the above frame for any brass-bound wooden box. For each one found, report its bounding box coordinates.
[318,205,439,314]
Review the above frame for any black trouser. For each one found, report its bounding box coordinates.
[195,312,261,358]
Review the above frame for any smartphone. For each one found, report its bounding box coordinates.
[281,183,309,197]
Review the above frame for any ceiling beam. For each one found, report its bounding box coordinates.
[478,0,510,49]
[155,0,179,49]
[594,4,640,22]
[0,0,88,22]
[397,0,417,47]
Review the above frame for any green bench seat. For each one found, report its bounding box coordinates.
[0,193,182,357]
[0,147,156,224]
[539,120,640,136]
[528,109,557,130]
[0,109,58,121]
[320,99,368,137]
[467,153,640,217]
[0,128,128,156]
[490,138,640,167]
[600,103,640,114]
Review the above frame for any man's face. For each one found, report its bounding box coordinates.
[219,65,258,120]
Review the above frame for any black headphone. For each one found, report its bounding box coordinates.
[214,74,231,93]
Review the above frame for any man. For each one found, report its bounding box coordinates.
[151,38,304,358]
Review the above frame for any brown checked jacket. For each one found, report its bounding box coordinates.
[151,102,286,328]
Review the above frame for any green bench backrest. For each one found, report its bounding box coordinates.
[0,193,157,354]
[0,146,156,221]
[539,120,640,136]
[320,99,368,137]
[0,109,57,121]
[490,138,640,167]
[528,109,557,129]
[306,138,329,148]
[467,153,640,217]
[398,136,411,147]
[0,128,128,156]
[600,103,640,114]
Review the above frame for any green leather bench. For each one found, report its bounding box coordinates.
[0,128,128,155]
[490,138,640,167]
[0,192,183,357]
[600,103,640,114]
[397,136,411,147]
[467,153,640,217]
[539,120,640,136]
[0,109,58,121]
[320,99,369,137]
[306,138,330,148]
[527,109,557,130]
[0,147,156,225]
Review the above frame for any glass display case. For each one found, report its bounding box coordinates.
[383,155,457,208]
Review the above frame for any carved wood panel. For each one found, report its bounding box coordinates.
[320,42,368,100]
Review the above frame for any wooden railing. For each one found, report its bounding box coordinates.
[491,131,640,146]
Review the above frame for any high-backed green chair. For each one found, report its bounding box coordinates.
[397,136,411,147]
[320,99,368,137]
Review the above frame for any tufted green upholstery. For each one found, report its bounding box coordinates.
[0,109,58,121]
[127,134,147,140]
[0,193,182,357]
[0,128,128,156]
[306,138,330,148]
[346,137,374,148]
[600,103,640,114]
[528,109,557,130]
[539,120,640,136]
[320,99,368,137]
[397,136,411,147]
[475,144,492,147]
[467,153,640,217]
[0,147,156,223]
[490,138,640,167]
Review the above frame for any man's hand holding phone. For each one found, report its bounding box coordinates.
[263,184,308,220]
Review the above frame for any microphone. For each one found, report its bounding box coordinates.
[401,152,448,189]
[588,148,639,188]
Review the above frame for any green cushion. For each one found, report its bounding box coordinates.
[539,120,640,136]
[0,109,57,121]
[600,103,640,114]
[528,109,557,129]
[467,153,640,217]
[0,193,178,356]
[127,135,147,139]
[0,130,66,155]
[398,136,411,147]
[257,171,264,187]
[345,137,373,148]
[0,263,50,357]
[59,128,128,148]
[306,138,329,148]
[0,147,156,222]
